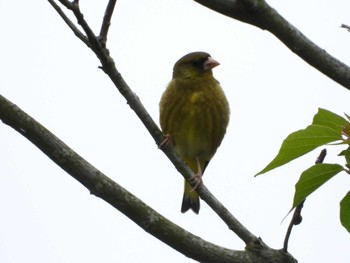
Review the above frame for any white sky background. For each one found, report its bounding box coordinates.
[1,0,350,262]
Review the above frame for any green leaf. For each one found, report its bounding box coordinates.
[312,108,348,133]
[339,146,350,168]
[293,163,344,208]
[256,125,343,175]
[340,191,350,233]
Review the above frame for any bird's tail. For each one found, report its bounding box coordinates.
[181,180,200,214]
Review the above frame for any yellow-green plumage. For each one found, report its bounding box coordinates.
[159,52,230,214]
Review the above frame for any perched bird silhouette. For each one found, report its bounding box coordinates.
[159,52,230,214]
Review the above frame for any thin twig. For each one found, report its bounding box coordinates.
[57,0,99,47]
[56,0,73,10]
[99,0,117,47]
[48,0,89,47]
[340,24,350,32]
[282,201,304,252]
[283,149,327,252]
[315,149,327,164]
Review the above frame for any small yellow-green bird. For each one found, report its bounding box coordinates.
[159,52,230,214]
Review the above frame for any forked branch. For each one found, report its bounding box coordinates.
[45,0,264,251]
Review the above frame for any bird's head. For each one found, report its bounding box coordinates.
[172,52,220,79]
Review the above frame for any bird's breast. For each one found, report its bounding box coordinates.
[160,78,229,160]
[174,85,228,159]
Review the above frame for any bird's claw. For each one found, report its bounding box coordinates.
[190,174,203,192]
[158,134,173,149]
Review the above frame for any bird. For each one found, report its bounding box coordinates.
[159,51,230,214]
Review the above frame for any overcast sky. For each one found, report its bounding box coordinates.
[1,0,350,262]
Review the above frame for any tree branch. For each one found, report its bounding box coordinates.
[48,0,260,247]
[57,0,99,48]
[282,149,327,252]
[194,0,350,90]
[99,0,117,46]
[0,94,296,263]
[10,0,335,260]
[47,0,89,47]
[340,24,350,32]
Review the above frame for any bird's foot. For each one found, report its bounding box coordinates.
[158,134,173,149]
[190,173,203,192]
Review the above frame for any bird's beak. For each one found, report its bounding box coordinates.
[203,57,220,70]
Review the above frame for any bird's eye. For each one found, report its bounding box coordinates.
[192,58,207,69]
[192,61,202,67]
